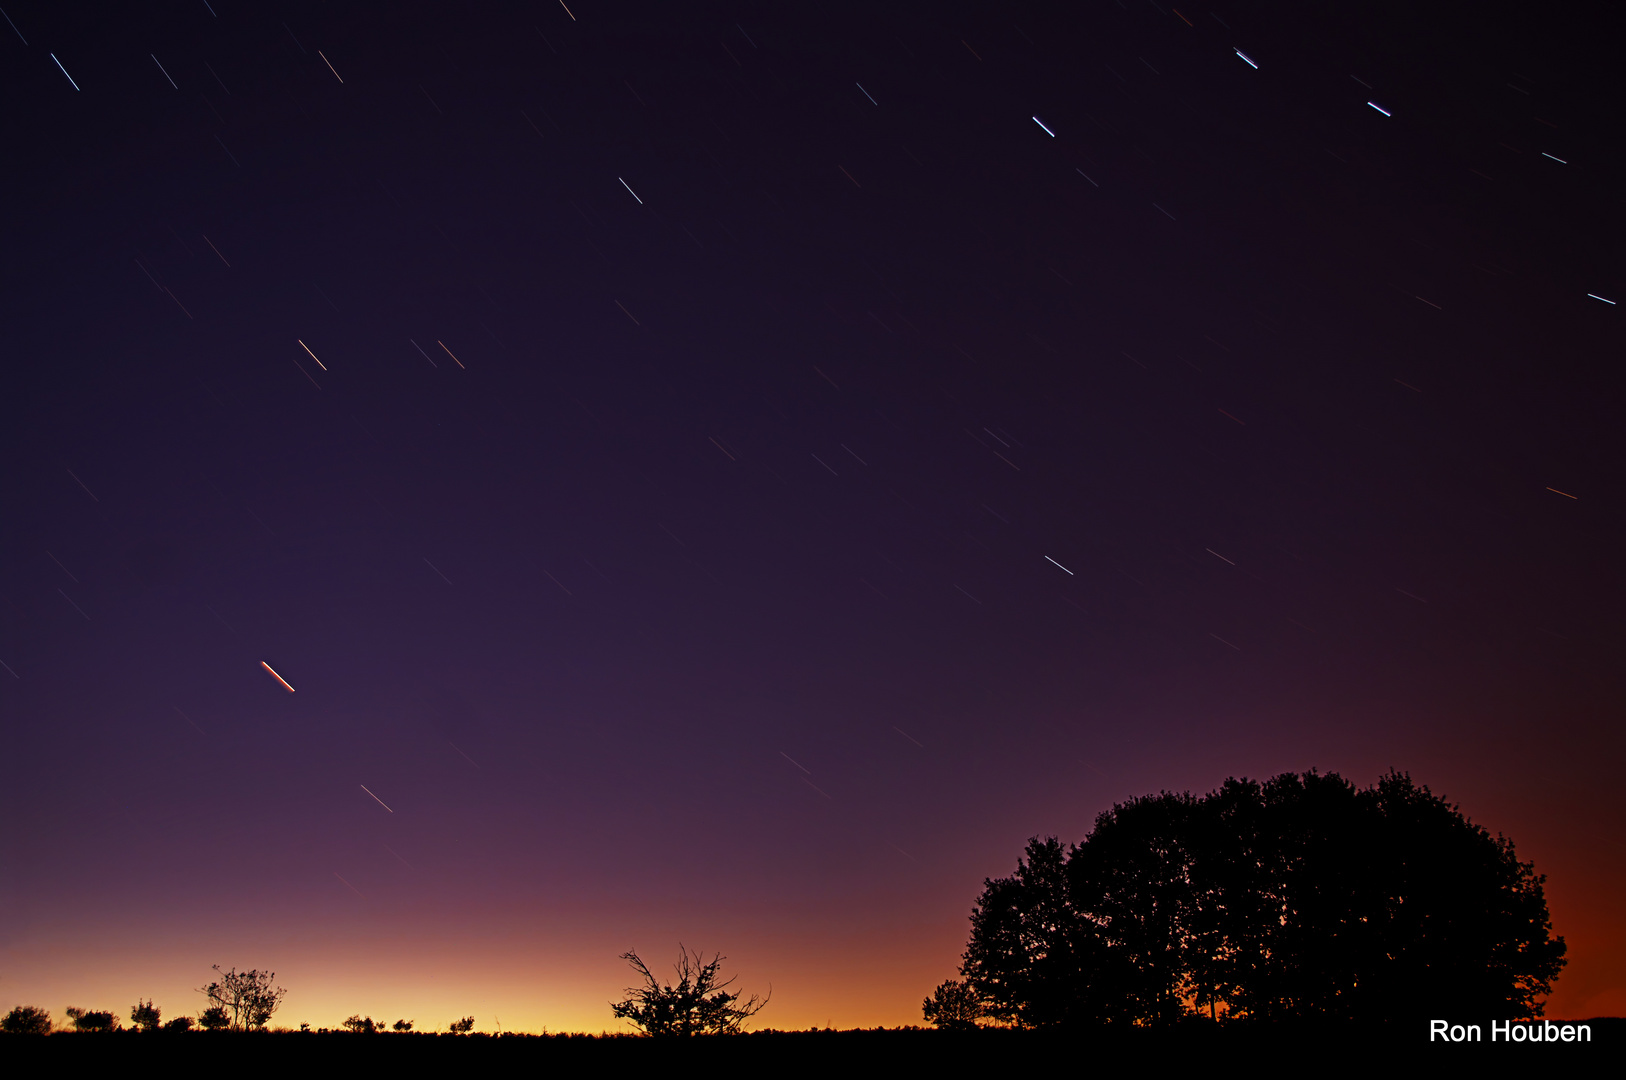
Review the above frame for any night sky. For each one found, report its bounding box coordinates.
[2,0,1623,1031]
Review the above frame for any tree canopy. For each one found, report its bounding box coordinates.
[960,770,1566,1026]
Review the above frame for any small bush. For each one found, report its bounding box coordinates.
[610,947,768,1036]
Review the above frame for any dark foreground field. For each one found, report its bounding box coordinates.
[2,1021,1620,1070]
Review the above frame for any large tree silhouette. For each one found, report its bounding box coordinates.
[961,771,1565,1026]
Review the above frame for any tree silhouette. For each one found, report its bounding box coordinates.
[960,836,1115,1027]
[921,980,985,1029]
[130,999,162,1032]
[961,770,1567,1026]
[1065,791,1203,1025]
[610,947,768,1035]
[1193,772,1397,1020]
[199,966,286,1031]
[65,1007,118,1032]
[1363,771,1565,1018]
[2,1005,52,1035]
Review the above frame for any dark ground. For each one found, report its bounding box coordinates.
[2,1021,1620,1069]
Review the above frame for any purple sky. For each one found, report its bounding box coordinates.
[2,0,1623,1030]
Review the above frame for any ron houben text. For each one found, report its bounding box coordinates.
[1431,1020,1592,1043]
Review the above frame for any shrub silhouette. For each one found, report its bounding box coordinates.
[342,1015,382,1033]
[2,1005,52,1035]
[130,999,161,1032]
[961,770,1566,1026]
[610,946,768,1035]
[392,1018,413,1032]
[65,1007,118,1032]
[198,1006,230,1031]
[164,1016,195,1032]
[922,980,985,1030]
[199,966,286,1031]
[448,1016,476,1034]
